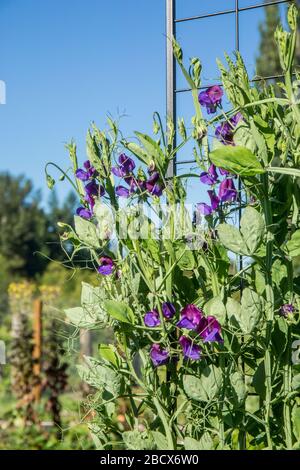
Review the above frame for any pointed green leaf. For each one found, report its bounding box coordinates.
[104,299,134,324]
[74,215,100,248]
[210,146,265,176]
[217,223,249,256]
[184,366,222,402]
[240,207,265,254]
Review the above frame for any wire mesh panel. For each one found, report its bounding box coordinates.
[166,0,292,172]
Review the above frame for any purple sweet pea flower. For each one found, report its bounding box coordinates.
[196,203,212,216]
[219,167,230,176]
[145,171,163,196]
[208,190,220,211]
[177,304,203,330]
[196,190,219,216]
[231,112,243,126]
[144,309,161,327]
[111,166,124,177]
[200,164,218,185]
[162,302,176,320]
[116,185,131,198]
[150,344,169,367]
[76,207,93,220]
[179,336,201,360]
[215,113,243,145]
[75,160,97,181]
[198,85,223,114]
[112,153,136,177]
[119,153,135,173]
[218,178,237,203]
[85,180,104,197]
[97,256,114,275]
[280,303,295,317]
[198,316,223,343]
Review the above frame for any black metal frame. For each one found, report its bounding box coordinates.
[166,0,292,174]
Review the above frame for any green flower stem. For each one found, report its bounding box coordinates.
[283,326,293,449]
[153,397,175,450]
[262,174,275,449]
[45,162,79,194]
[283,258,294,449]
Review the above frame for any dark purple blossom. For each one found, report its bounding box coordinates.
[196,203,213,216]
[97,256,114,275]
[208,190,220,210]
[177,304,203,330]
[85,180,104,197]
[116,185,131,198]
[198,316,223,343]
[144,310,161,327]
[196,190,219,216]
[280,303,295,317]
[162,302,176,320]
[198,85,223,114]
[75,160,97,181]
[219,167,230,176]
[112,153,136,177]
[76,207,93,220]
[218,178,237,203]
[150,344,169,367]
[145,171,163,197]
[200,164,218,185]
[179,336,201,360]
[215,113,243,145]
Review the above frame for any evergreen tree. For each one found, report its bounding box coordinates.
[256,3,281,78]
[0,173,48,278]
[256,1,300,78]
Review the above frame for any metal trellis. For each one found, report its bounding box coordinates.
[166,0,292,173]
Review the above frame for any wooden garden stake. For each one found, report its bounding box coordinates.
[32,299,42,402]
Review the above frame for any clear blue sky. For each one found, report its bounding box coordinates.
[0,0,288,207]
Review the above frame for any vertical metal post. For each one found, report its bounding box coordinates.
[166,0,176,178]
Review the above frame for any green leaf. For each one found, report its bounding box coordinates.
[240,207,265,254]
[176,245,195,271]
[81,282,108,326]
[226,297,242,328]
[267,166,300,178]
[184,433,213,450]
[135,131,165,165]
[123,431,155,450]
[233,121,257,154]
[184,366,222,402]
[292,406,300,441]
[239,288,262,334]
[252,361,266,399]
[209,146,265,176]
[229,371,247,406]
[292,374,300,391]
[204,295,226,324]
[151,431,168,450]
[217,223,249,256]
[74,215,100,248]
[104,299,134,324]
[122,141,149,165]
[271,317,288,357]
[65,307,88,327]
[287,230,300,258]
[98,344,119,367]
[77,356,122,395]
